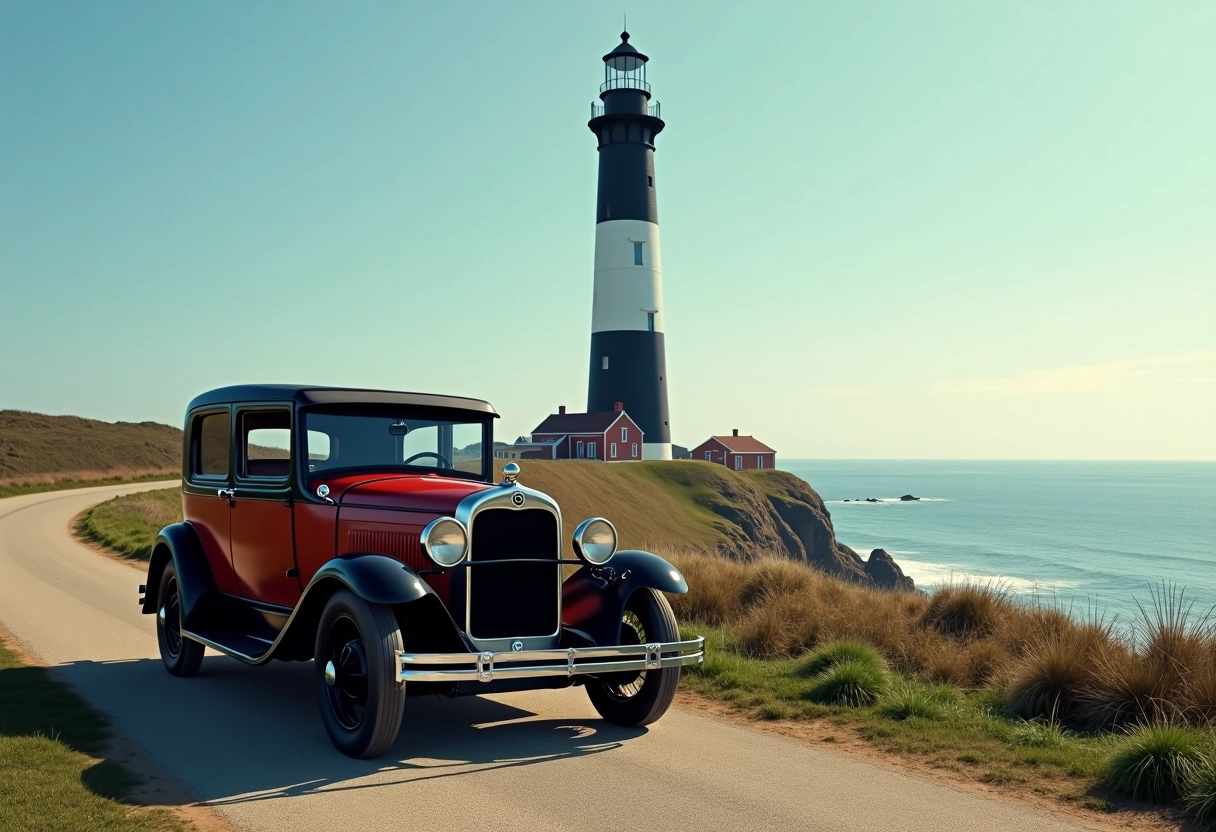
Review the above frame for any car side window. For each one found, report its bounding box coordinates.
[240,410,291,479]
[194,412,230,478]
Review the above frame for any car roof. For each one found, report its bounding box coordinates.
[187,385,499,417]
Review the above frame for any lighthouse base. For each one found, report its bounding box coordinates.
[642,443,672,461]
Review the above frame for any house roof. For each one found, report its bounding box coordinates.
[705,434,776,454]
[532,410,638,436]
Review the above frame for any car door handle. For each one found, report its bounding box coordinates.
[217,488,235,505]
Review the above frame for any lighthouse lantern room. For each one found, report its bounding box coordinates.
[586,31,671,460]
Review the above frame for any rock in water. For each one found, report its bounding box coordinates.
[865,548,915,591]
[900,494,920,501]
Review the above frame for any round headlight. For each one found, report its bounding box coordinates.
[420,517,468,568]
[573,517,617,566]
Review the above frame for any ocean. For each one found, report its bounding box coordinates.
[780,460,1216,625]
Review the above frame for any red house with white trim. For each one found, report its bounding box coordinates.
[691,430,776,471]
[530,403,645,462]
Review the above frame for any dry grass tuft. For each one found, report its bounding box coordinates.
[920,582,1009,640]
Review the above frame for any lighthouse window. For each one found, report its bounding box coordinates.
[633,242,644,265]
[647,312,655,332]
[648,175,653,187]
[602,356,609,370]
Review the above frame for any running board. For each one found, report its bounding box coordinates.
[182,628,274,663]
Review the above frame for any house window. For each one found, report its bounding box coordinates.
[610,443,617,458]
[602,356,609,370]
[632,443,638,457]
[704,451,712,461]
[588,442,597,459]
[647,312,655,332]
[734,455,743,470]
[757,455,764,469]
[633,242,643,266]
[620,427,627,442]
[576,441,584,458]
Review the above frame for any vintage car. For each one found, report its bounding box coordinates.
[139,385,703,757]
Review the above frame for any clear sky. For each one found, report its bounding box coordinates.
[1,1,1213,459]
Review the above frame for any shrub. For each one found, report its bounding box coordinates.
[794,640,883,678]
[803,658,887,707]
[738,558,815,609]
[1082,648,1170,730]
[921,582,1009,639]
[1184,754,1216,828]
[1005,635,1094,723]
[879,682,946,721]
[735,592,819,658]
[1104,724,1209,804]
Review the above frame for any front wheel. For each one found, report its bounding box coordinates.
[586,588,681,727]
[314,589,406,758]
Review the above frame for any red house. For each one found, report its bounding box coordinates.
[531,403,644,462]
[691,430,777,471]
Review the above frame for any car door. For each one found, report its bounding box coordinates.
[230,406,300,608]
[182,407,239,595]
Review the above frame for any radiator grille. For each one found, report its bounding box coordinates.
[469,508,559,639]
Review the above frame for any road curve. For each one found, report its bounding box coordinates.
[0,484,1098,832]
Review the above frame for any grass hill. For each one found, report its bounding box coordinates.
[0,411,180,490]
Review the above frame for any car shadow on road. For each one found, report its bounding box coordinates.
[53,654,647,806]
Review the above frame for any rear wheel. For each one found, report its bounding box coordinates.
[156,562,204,677]
[586,588,681,727]
[314,590,405,758]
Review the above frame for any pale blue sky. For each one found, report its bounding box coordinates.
[2,1,1213,458]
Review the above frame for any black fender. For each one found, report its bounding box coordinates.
[562,550,688,647]
[270,554,469,662]
[142,523,216,630]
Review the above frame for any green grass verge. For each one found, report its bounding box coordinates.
[0,473,178,500]
[0,639,186,832]
[76,488,182,560]
[681,627,1121,806]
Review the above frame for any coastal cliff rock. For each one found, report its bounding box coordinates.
[864,548,915,591]
[697,468,913,591]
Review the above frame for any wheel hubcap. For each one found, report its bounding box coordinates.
[325,615,369,731]
[604,611,646,701]
[161,578,183,657]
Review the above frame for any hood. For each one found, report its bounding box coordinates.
[332,473,494,513]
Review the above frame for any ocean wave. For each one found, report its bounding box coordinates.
[894,557,1080,595]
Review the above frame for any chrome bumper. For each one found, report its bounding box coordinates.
[396,637,705,684]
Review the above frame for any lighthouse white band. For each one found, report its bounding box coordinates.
[642,442,673,461]
[591,219,663,334]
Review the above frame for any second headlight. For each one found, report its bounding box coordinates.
[572,517,617,566]
[420,517,468,568]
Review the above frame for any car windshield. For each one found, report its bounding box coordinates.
[302,409,490,480]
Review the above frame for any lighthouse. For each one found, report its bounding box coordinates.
[587,31,672,460]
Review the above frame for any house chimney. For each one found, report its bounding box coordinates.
[733,428,739,436]
[559,405,566,415]
[614,401,623,412]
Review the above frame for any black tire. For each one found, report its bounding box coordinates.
[314,589,405,758]
[586,588,681,727]
[156,562,204,677]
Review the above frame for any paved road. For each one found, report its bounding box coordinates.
[0,484,1098,831]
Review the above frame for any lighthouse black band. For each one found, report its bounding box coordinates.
[587,330,671,445]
